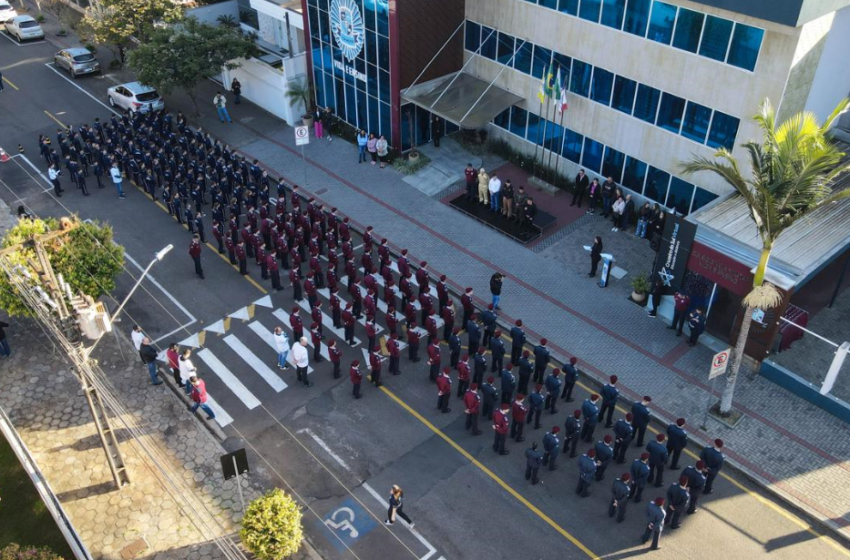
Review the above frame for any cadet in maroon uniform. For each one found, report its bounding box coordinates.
[212,220,224,254]
[289,267,302,300]
[492,403,510,455]
[289,307,304,340]
[236,240,248,275]
[304,272,317,308]
[420,291,434,327]
[384,279,396,308]
[427,340,441,382]
[330,287,342,329]
[436,367,452,413]
[416,261,430,295]
[311,302,323,337]
[387,333,401,375]
[369,345,383,387]
[407,321,421,362]
[404,302,416,329]
[364,288,377,318]
[328,339,342,378]
[189,234,204,279]
[257,244,268,279]
[310,323,323,362]
[397,249,411,277]
[425,310,438,346]
[456,353,470,397]
[378,238,390,269]
[225,236,237,265]
[436,275,448,311]
[385,306,398,336]
[461,287,475,328]
[442,300,455,341]
[342,303,356,345]
[268,252,282,291]
[511,394,529,442]
[464,383,483,435]
[327,262,338,292]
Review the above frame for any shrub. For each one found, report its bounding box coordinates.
[240,489,303,560]
[0,544,65,560]
[392,152,431,175]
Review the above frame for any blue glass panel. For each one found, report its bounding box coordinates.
[514,40,533,75]
[465,21,481,52]
[546,121,564,153]
[526,112,541,144]
[379,69,390,102]
[319,9,331,42]
[682,102,712,143]
[313,69,325,108]
[633,84,660,123]
[691,187,719,213]
[562,128,583,163]
[510,106,528,137]
[334,77,346,121]
[707,112,740,150]
[673,8,704,53]
[308,8,320,40]
[367,63,378,98]
[601,0,626,30]
[532,46,552,79]
[552,52,572,85]
[318,0,328,10]
[558,0,579,16]
[363,0,377,32]
[539,0,558,8]
[622,156,647,192]
[591,68,614,106]
[369,96,380,136]
[323,71,337,111]
[365,26,377,65]
[378,34,390,70]
[728,24,763,71]
[612,75,636,114]
[497,32,515,66]
[644,167,670,203]
[582,137,604,173]
[602,146,625,182]
[356,88,369,128]
[667,178,695,215]
[380,102,391,141]
[376,5,388,36]
[657,93,686,134]
[570,60,592,97]
[624,0,650,37]
[540,119,556,149]
[648,1,677,45]
[481,26,497,60]
[579,0,602,22]
[699,16,733,61]
[494,108,511,130]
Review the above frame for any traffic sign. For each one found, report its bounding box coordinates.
[295,125,310,146]
[709,348,730,380]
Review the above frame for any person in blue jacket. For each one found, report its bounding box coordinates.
[598,375,620,428]
[666,418,689,469]
[641,497,666,550]
[580,394,601,442]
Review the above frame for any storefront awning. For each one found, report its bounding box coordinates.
[401,71,524,129]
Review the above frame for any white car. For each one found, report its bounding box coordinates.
[0,2,18,24]
[107,82,165,113]
[5,15,44,41]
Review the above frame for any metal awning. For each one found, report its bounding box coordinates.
[401,71,524,129]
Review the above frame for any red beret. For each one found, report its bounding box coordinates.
[391,333,398,340]
[351,359,360,366]
[656,434,665,442]
[494,330,501,337]
[461,354,469,360]
[715,439,724,448]
[541,338,548,345]
[401,249,408,255]
[587,449,596,458]
[443,367,451,374]
[500,403,510,410]
[590,394,599,401]
[515,319,523,326]
[292,306,299,313]
[696,461,705,470]
[465,287,473,293]
[310,322,318,329]
[470,383,478,390]
[440,274,446,281]
[643,396,652,402]
[570,357,577,364]
[429,309,435,315]
[488,303,494,310]
[366,226,373,231]
[328,340,336,347]
[381,238,387,243]
[420,261,427,267]
[641,453,650,460]
[345,302,352,308]
[626,413,633,422]
[654,497,665,506]
[552,426,560,433]
[307,271,314,277]
[516,394,525,400]
[487,376,495,383]
[621,473,631,482]
[603,435,612,444]
[523,350,530,357]
[573,410,581,418]
[552,369,560,376]
[679,476,689,486]
[676,418,686,427]
[535,383,543,391]
[478,347,485,354]
[610,375,618,384]
[505,362,513,369]
[373,345,381,352]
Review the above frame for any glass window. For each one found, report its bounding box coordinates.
[526,112,541,144]
[591,68,614,106]
[379,69,390,101]
[582,137,604,173]
[539,0,558,8]
[648,1,677,46]
[497,32,515,66]
[657,93,686,133]
[323,71,337,111]
[644,167,670,203]
[514,41,533,75]
[494,108,511,130]
[633,84,660,123]
[367,63,378,99]
[552,52,572,84]
[562,128,584,163]
[681,102,712,143]
[602,147,625,182]
[691,187,719,213]
[667,177,695,215]
[727,24,764,71]
[309,8,320,40]
[624,0,651,37]
[465,21,480,52]
[510,106,528,137]
[699,16,733,61]
[380,102,391,140]
[579,0,602,22]
[611,75,636,114]
[532,46,552,79]
[622,156,647,192]
[313,69,325,108]
[378,34,390,69]
[570,60,592,97]
[365,28,377,65]
[601,0,626,30]
[546,122,564,153]
[558,0,579,16]
[480,26,497,60]
[363,0,377,32]
[707,112,740,150]
[673,8,704,53]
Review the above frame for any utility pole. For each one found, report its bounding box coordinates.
[0,219,130,489]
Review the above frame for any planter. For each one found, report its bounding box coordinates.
[408,150,420,162]
[302,115,314,128]
[631,291,647,303]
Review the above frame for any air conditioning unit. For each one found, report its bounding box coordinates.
[76,300,113,340]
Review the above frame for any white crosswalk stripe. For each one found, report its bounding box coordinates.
[247,320,314,373]
[204,395,234,427]
[196,349,262,410]
[223,334,288,392]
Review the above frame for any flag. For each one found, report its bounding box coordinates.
[552,67,562,111]
[558,75,569,115]
[546,66,554,97]
[537,64,547,104]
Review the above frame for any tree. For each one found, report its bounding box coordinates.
[681,98,850,415]
[127,17,259,116]
[0,218,125,318]
[81,0,183,58]
[240,489,303,560]
[0,543,65,560]
[285,78,312,119]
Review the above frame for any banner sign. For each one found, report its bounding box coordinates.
[652,214,697,294]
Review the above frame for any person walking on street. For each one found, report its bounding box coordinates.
[214,92,233,124]
[490,272,503,310]
[139,337,161,385]
[110,162,125,198]
[131,325,145,359]
[231,78,242,104]
[274,327,290,369]
[385,485,413,527]
[641,497,666,550]
[292,337,311,386]
[189,234,204,279]
[189,375,216,420]
[179,348,197,396]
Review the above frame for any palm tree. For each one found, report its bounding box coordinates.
[285,78,313,119]
[681,98,850,416]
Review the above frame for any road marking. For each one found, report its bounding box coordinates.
[10,154,52,190]
[0,31,45,46]
[379,385,599,559]
[196,348,261,409]
[44,62,120,115]
[204,394,234,427]
[297,428,352,472]
[205,318,226,335]
[202,241,267,293]
[2,75,19,90]
[362,482,438,560]
[223,334,288,392]
[43,110,67,129]
[247,320,313,373]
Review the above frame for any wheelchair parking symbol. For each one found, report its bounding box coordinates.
[321,498,377,550]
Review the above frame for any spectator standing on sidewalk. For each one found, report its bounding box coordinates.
[668,291,691,336]
[376,135,388,168]
[488,172,502,213]
[189,376,216,420]
[501,180,514,219]
[357,130,368,163]
[464,163,476,201]
[139,337,161,385]
[0,320,11,358]
[292,337,311,386]
[477,167,489,205]
[166,342,181,386]
[179,349,197,396]
[231,78,242,104]
[213,92,233,124]
[367,133,377,164]
[131,325,145,361]
[273,327,290,369]
[110,162,125,199]
[490,272,503,310]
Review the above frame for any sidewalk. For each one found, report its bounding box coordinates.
[157,80,850,542]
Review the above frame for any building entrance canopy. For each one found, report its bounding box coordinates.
[401,71,524,130]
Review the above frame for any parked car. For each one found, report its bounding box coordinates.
[5,15,44,41]
[54,48,100,78]
[106,82,165,113]
[0,2,18,24]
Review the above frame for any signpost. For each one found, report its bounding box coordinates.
[701,349,730,429]
[295,125,309,187]
[221,448,249,512]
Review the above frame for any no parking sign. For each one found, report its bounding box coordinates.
[709,348,730,380]
[295,126,310,146]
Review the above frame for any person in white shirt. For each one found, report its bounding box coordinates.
[273,327,290,370]
[291,337,311,387]
[48,163,63,197]
[612,195,626,232]
[214,92,233,124]
[131,325,145,364]
[110,162,125,199]
[178,348,197,394]
[488,173,502,213]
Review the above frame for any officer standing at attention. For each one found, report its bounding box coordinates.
[682,461,708,514]
[543,368,562,415]
[328,340,342,379]
[369,345,383,388]
[576,449,599,497]
[630,453,651,502]
[562,409,582,458]
[407,321,422,362]
[489,330,506,372]
[456,354,470,397]
[613,413,635,464]
[500,363,517,405]
[580,394,601,442]
[466,313,481,356]
[349,360,363,399]
[517,350,533,395]
[481,376,498,420]
[666,418,689,470]
[560,356,579,402]
[464,383,483,435]
[541,426,561,471]
[598,375,620,428]
[510,320,526,364]
[594,435,615,481]
[510,394,528,442]
[449,327,462,368]
[532,338,550,384]
[641,497,666,551]
[609,473,632,523]
[665,476,690,530]
[481,304,497,348]
[647,434,670,488]
[492,403,510,455]
[699,439,725,495]
[387,333,401,376]
[427,339,442,382]
[525,442,543,485]
[527,384,544,430]
[631,396,653,447]
[473,347,487,385]
[436,367,452,413]
[189,234,204,279]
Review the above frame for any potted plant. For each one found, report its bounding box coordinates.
[285,78,313,127]
[631,274,650,303]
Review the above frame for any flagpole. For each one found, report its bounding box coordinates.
[540,93,551,180]
[553,100,567,185]
[532,98,542,180]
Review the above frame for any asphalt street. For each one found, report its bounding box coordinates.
[1,31,848,560]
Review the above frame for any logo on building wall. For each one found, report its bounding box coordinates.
[330,0,365,62]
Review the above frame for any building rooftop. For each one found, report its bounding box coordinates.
[690,0,850,28]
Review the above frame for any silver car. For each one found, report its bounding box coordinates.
[106,82,165,113]
[54,48,100,78]
[5,15,44,41]
[0,2,19,24]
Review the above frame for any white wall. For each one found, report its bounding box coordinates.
[187,0,240,24]
[222,54,308,125]
[805,6,850,123]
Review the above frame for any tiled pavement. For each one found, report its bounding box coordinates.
[165,83,850,542]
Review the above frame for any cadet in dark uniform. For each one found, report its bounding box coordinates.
[510,394,528,442]
[500,364,516,405]
[641,497,666,550]
[527,384,544,430]
[580,394,601,442]
[562,409,582,458]
[630,453,651,502]
[237,240,248,275]
[436,367,452,413]
[613,413,635,464]
[342,303,356,346]
[189,234,204,279]
[387,333,401,375]
[492,403,510,455]
[544,368,562,414]
[594,435,614,481]
[510,320,526,364]
[449,327,462,367]
[328,340,342,379]
[350,360,363,399]
[369,345,383,387]
[631,396,652,447]
[699,439,725,494]
[665,476,690,529]
[577,449,598,497]
[427,340,441,382]
[598,375,620,428]
[481,304,497,348]
[542,426,561,471]
[481,376,497,420]
[682,461,707,514]
[560,356,579,401]
[666,418,689,470]
[310,323,323,362]
[464,383,483,435]
[489,330,505,372]
[268,252,282,291]
[517,350,533,395]
[466,313,481,356]
[532,338,550,384]
[647,434,669,488]
[473,347,487,385]
[525,442,543,485]
[609,473,632,522]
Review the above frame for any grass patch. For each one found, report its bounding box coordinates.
[392,152,431,175]
[0,431,73,558]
